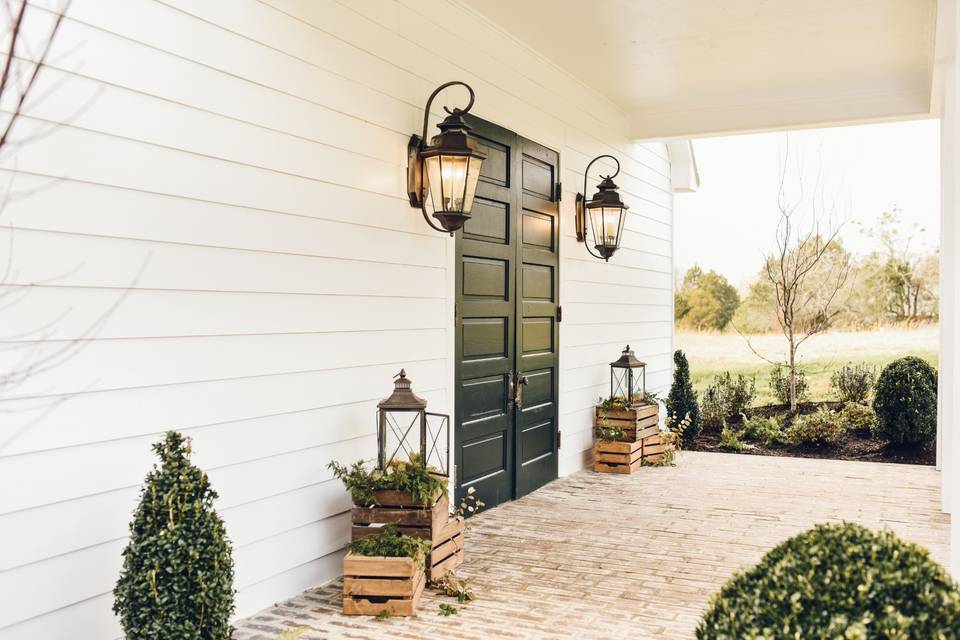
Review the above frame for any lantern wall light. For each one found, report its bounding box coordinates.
[407,81,486,236]
[576,154,629,261]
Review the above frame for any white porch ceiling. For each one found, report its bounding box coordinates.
[460,0,939,139]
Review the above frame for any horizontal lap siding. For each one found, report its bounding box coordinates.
[0,0,673,637]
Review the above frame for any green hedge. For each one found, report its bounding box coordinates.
[697,522,960,639]
[873,356,938,445]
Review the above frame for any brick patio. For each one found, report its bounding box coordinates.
[232,451,949,639]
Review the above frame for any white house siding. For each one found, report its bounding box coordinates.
[0,1,674,637]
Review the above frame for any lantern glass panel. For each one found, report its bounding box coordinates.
[611,366,630,401]
[425,412,450,476]
[380,408,424,468]
[462,156,482,213]
[588,205,625,251]
[426,155,469,213]
[629,366,646,403]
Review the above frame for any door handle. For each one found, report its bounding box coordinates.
[514,375,528,409]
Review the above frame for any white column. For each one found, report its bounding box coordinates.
[942,0,960,578]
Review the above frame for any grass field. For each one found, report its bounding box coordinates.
[675,326,939,405]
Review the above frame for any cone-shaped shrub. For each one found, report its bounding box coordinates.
[667,350,701,444]
[697,522,960,638]
[873,356,938,445]
[114,432,235,639]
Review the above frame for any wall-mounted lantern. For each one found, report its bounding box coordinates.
[377,369,450,476]
[610,345,647,404]
[576,154,628,261]
[407,81,486,236]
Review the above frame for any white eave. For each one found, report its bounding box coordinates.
[460,0,940,140]
[666,140,699,193]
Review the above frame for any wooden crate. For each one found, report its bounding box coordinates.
[351,490,449,543]
[642,431,677,464]
[596,403,660,442]
[427,516,464,581]
[342,552,425,616]
[593,438,643,474]
[351,490,462,582]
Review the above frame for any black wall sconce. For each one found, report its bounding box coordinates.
[407,81,486,235]
[576,155,629,261]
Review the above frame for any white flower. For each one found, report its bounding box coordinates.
[467,486,476,495]
[467,506,475,512]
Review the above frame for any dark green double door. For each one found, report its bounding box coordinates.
[454,116,560,508]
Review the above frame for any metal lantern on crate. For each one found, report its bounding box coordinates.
[376,369,450,476]
[610,345,647,405]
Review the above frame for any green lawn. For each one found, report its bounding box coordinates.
[675,327,938,406]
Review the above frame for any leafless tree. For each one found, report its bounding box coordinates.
[0,1,139,452]
[747,140,853,413]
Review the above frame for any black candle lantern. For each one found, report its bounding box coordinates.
[576,155,628,261]
[610,345,647,404]
[407,81,486,236]
[376,369,450,476]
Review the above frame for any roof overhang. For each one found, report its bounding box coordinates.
[459,0,942,140]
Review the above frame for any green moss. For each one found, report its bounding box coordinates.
[348,523,431,568]
[329,454,447,507]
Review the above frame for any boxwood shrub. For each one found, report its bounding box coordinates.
[113,432,235,639]
[697,522,960,639]
[873,356,938,445]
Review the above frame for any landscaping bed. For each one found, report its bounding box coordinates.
[688,402,935,465]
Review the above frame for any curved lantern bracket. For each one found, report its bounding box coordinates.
[576,154,625,262]
[407,81,478,237]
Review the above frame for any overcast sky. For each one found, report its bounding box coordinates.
[673,119,941,288]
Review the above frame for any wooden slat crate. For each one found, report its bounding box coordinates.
[427,516,464,581]
[351,491,449,543]
[593,438,643,474]
[596,403,660,442]
[351,489,463,582]
[342,551,425,617]
[642,430,677,464]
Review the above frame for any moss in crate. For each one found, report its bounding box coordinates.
[329,454,447,507]
[597,392,660,412]
[348,523,432,568]
[594,417,626,442]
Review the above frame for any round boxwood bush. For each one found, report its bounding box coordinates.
[697,522,960,639]
[873,356,938,445]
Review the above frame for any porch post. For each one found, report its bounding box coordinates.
[941,0,960,578]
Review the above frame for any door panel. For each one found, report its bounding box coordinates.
[456,116,559,507]
[455,118,518,509]
[515,141,560,498]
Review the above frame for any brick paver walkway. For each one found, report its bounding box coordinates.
[233,451,949,639]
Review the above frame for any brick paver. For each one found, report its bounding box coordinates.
[233,451,949,639]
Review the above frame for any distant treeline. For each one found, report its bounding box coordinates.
[676,209,938,333]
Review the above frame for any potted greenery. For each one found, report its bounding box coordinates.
[342,523,432,616]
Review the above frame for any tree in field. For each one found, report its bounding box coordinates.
[747,146,853,413]
[666,350,701,444]
[857,207,939,323]
[675,265,740,331]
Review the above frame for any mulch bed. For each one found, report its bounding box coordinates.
[687,402,936,466]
